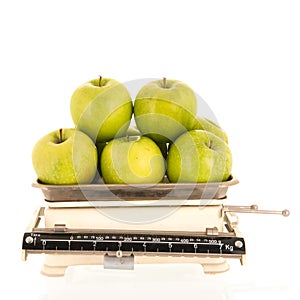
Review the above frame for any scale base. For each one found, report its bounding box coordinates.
[41,253,230,277]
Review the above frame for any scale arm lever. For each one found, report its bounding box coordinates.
[224,205,290,217]
[223,204,290,266]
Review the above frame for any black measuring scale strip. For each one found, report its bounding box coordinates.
[22,229,245,257]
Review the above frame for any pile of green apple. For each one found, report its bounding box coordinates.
[32,77,232,185]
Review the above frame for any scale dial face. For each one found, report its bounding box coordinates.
[23,230,245,257]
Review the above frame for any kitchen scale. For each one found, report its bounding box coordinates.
[22,176,289,276]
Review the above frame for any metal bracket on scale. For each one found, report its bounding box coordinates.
[104,252,135,270]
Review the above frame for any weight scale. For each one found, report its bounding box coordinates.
[22,176,289,276]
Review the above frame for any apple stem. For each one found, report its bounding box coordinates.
[209,139,213,149]
[162,77,167,88]
[59,128,63,143]
[126,135,130,142]
[99,75,102,87]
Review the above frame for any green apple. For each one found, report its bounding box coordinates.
[134,78,197,143]
[32,128,98,184]
[167,130,232,183]
[189,116,228,143]
[101,136,166,184]
[70,77,133,143]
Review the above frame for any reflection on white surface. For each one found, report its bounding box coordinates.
[28,261,294,300]
[40,264,225,300]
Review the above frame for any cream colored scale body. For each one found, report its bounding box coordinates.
[22,177,288,277]
[42,202,229,276]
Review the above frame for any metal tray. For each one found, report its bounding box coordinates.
[32,175,238,201]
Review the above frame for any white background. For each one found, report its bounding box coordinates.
[1,0,299,299]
